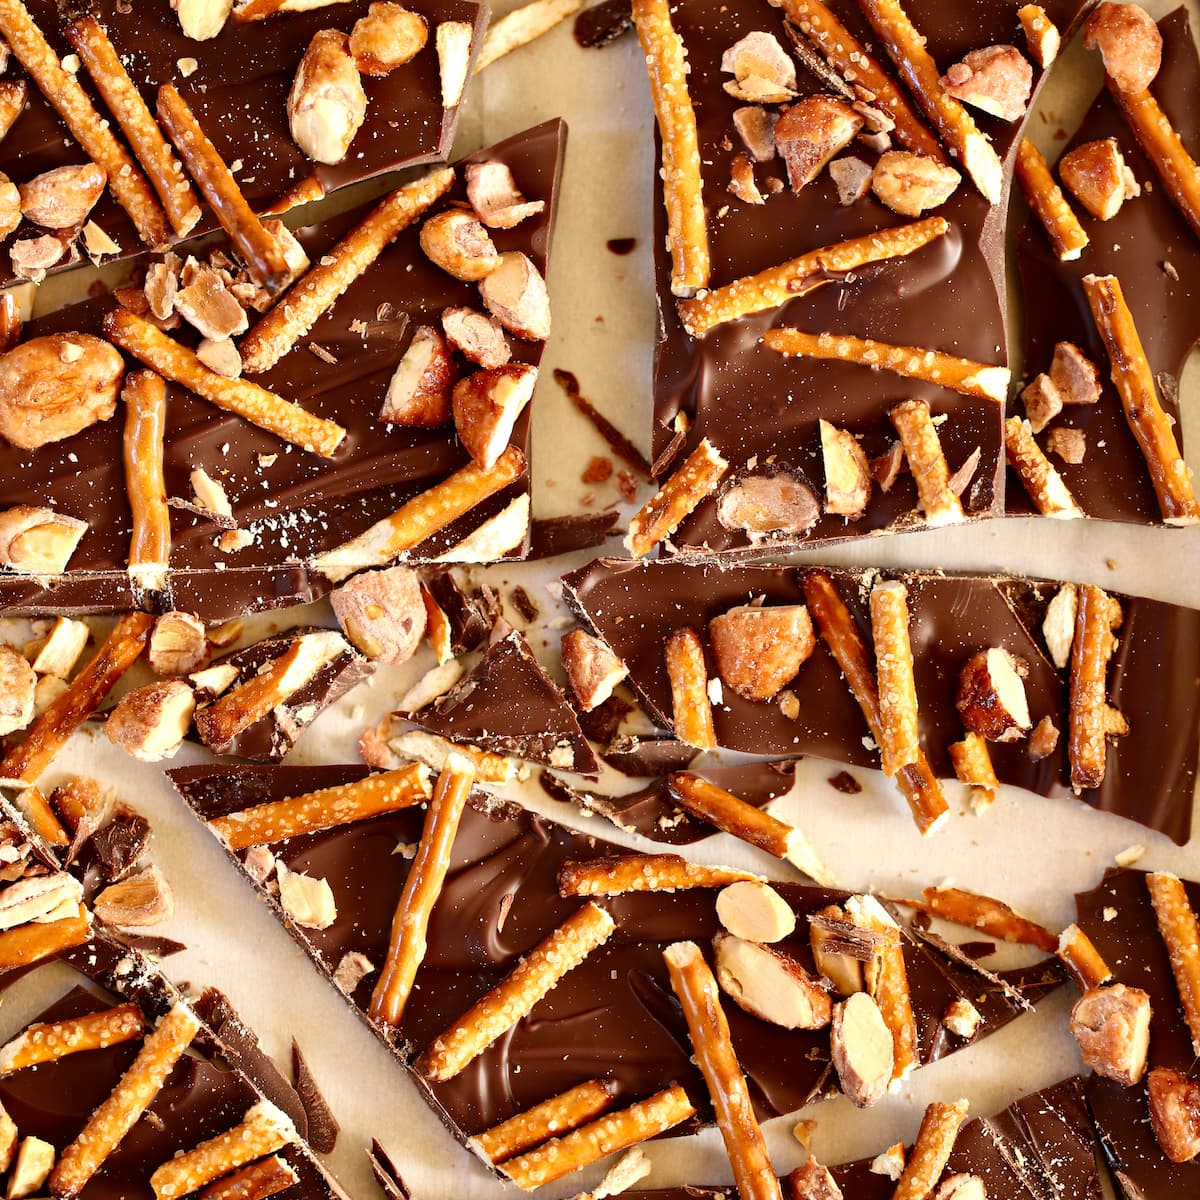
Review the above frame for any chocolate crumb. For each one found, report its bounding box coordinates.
[554,368,652,478]
[510,585,540,624]
[606,237,637,255]
[582,455,614,483]
[308,342,338,364]
[292,1039,340,1154]
[827,770,862,794]
[574,0,633,48]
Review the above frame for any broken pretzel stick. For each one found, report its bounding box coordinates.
[1068,583,1122,791]
[123,370,170,592]
[1015,138,1088,262]
[11,786,69,847]
[0,1003,144,1075]
[260,174,326,218]
[913,886,1057,952]
[210,764,432,850]
[893,1099,970,1200]
[1083,273,1200,524]
[764,329,1010,402]
[0,903,89,973]
[1004,416,1083,519]
[631,0,709,297]
[65,17,201,237]
[626,437,728,557]
[0,80,26,145]
[1019,4,1060,68]
[678,216,947,337]
[663,941,782,1200]
[1057,923,1113,991]
[240,167,456,373]
[1147,872,1200,1056]
[558,854,756,897]
[890,398,964,526]
[370,755,476,1027]
[104,308,346,458]
[501,1086,694,1191]
[198,1155,298,1200]
[418,901,616,1081]
[948,732,998,809]
[665,626,717,751]
[474,1078,620,1164]
[666,772,834,886]
[870,581,920,778]
[475,0,585,73]
[49,1002,200,1198]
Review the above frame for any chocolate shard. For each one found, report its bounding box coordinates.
[602,734,698,779]
[424,571,495,653]
[368,1138,413,1200]
[78,803,151,888]
[527,511,621,559]
[292,1038,340,1154]
[577,693,635,747]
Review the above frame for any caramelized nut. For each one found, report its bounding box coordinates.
[1148,1066,1200,1163]
[0,646,36,736]
[0,506,88,574]
[819,419,871,517]
[478,252,551,341]
[561,629,627,711]
[1059,138,1140,220]
[774,96,864,193]
[465,161,545,229]
[330,565,427,664]
[93,863,175,926]
[709,603,815,702]
[872,151,961,216]
[288,30,367,165]
[956,648,1031,741]
[939,45,1032,122]
[105,679,195,762]
[1070,983,1151,1085]
[1049,342,1102,405]
[452,363,538,469]
[149,611,210,676]
[381,325,457,425]
[715,468,820,540]
[18,163,106,229]
[720,31,796,103]
[441,307,511,369]
[420,209,501,282]
[716,880,796,943]
[1083,3,1162,93]
[350,2,428,75]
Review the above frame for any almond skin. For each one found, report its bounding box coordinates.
[19,163,107,229]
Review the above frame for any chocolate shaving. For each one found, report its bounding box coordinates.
[509,585,540,624]
[907,914,1042,1012]
[166,495,241,530]
[368,1139,412,1200]
[86,805,151,886]
[554,369,652,478]
[576,693,634,745]
[113,933,187,959]
[292,1039,340,1154]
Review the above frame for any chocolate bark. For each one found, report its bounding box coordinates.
[562,559,1200,843]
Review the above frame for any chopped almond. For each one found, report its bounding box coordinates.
[819,419,871,517]
[452,363,537,469]
[479,252,551,341]
[1148,1067,1200,1163]
[381,326,457,426]
[956,648,1031,741]
[830,992,893,1108]
[1043,584,1078,669]
[0,647,35,737]
[872,151,961,216]
[716,880,796,944]
[732,106,777,161]
[720,31,796,103]
[1027,714,1060,760]
[465,161,546,229]
[104,679,195,762]
[350,2,428,74]
[288,30,367,165]
[728,154,764,205]
[561,629,628,711]
[330,565,427,664]
[829,156,873,205]
[1059,138,1140,221]
[1019,5,1060,67]
[1070,983,1151,1085]
[442,307,511,369]
[709,603,815,702]
[174,263,249,340]
[93,863,175,926]
[1047,427,1086,464]
[419,209,501,282]
[938,45,1032,122]
[436,20,474,107]
[712,932,831,1030]
[715,469,820,540]
[1049,341,1102,405]
[1021,374,1062,434]
[774,96,864,192]
[30,619,90,681]
[19,163,106,229]
[1083,3,1162,93]
[149,611,210,676]
[790,1160,843,1200]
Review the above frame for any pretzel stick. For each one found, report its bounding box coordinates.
[260,175,326,218]
[666,627,717,750]
[240,167,456,373]
[0,612,153,788]
[1147,872,1200,1056]
[475,0,586,73]
[1004,416,1083,519]
[558,854,756,896]
[122,370,170,591]
[667,772,834,886]
[1018,4,1060,67]
[947,732,997,807]
[104,308,346,458]
[313,445,526,582]
[870,581,920,777]
[631,0,709,297]
[474,1079,620,1164]
[501,1086,695,1191]
[65,18,201,237]
[210,765,432,850]
[233,0,353,21]
[198,1156,298,1200]
[1057,923,1112,991]
[889,399,964,526]
[1068,583,1120,791]
[678,217,947,337]
[418,902,616,1081]
[627,438,728,557]
[369,755,476,1027]
[663,941,782,1200]
[913,887,1057,952]
[0,1004,144,1074]
[49,1002,201,1198]
[1082,273,1200,524]
[0,904,89,973]
[802,570,947,834]
[0,80,25,144]
[893,1100,970,1200]
[11,786,69,846]
[0,0,170,247]
[1015,138,1088,261]
[848,896,918,1083]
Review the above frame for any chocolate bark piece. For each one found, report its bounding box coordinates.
[527,511,621,559]
[400,628,600,774]
[0,121,566,620]
[169,762,1056,1156]
[424,572,496,653]
[640,0,1092,556]
[563,559,1200,843]
[0,0,485,288]
[1014,9,1200,525]
[292,1040,340,1155]
[601,733,697,778]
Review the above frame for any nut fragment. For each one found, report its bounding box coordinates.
[149,611,210,676]
[1027,714,1060,760]
[277,862,337,929]
[8,1137,55,1200]
[1083,3,1162,93]
[0,174,19,240]
[790,1160,843,1200]
[728,154,764,205]
[18,163,106,229]
[1059,138,1140,221]
[104,679,196,762]
[938,45,1032,122]
[1050,342,1102,405]
[774,96,864,193]
[1020,375,1062,434]
[381,325,458,425]
[1042,584,1077,670]
[708,603,815,702]
[174,263,249,340]
[830,991,894,1108]
[196,338,242,378]
[333,951,375,994]
[1148,1066,1200,1163]
[715,468,820,540]
[479,252,551,341]
[441,307,510,369]
[288,30,368,165]
[943,997,982,1040]
[732,106,777,162]
[0,647,35,736]
[420,210,501,282]
[872,151,962,216]
[712,932,831,1030]
[819,419,871,518]
[0,507,88,574]
[1047,427,1086,465]
[720,31,796,103]
[829,156,873,206]
[956,648,1031,741]
[436,20,474,107]
[466,161,546,229]
[93,863,175,926]
[11,234,71,283]
[810,905,864,996]
[350,2,428,75]
[176,0,233,40]
[1070,983,1151,1085]
[932,1175,986,1200]
[331,565,427,664]
[561,629,627,711]
[452,363,537,469]
[716,880,796,944]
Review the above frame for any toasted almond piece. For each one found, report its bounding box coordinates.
[720,30,796,103]
[818,420,870,518]
[869,1143,906,1180]
[0,646,34,736]
[732,106,777,161]
[955,648,1031,742]
[716,880,796,943]
[1015,138,1088,261]
[8,1136,54,1198]
[331,565,426,664]
[933,1174,985,1200]
[713,932,830,1030]
[9,231,69,281]
[436,19,473,106]
[232,0,354,21]
[474,1079,621,1165]
[1020,374,1062,434]
[1084,3,1162,93]
[789,1159,842,1200]
[1148,1066,1200,1163]
[191,662,240,701]
[382,325,457,425]
[561,628,628,711]
[709,603,815,703]
[1043,583,1077,669]
[0,1004,144,1076]
[1060,138,1139,220]
[350,2,427,74]
[0,82,26,150]
[287,29,367,165]
[665,627,717,751]
[465,160,545,229]
[149,611,210,675]
[728,153,764,205]
[938,45,1032,122]
[1050,341,1102,406]
[773,95,863,192]
[830,991,893,1107]
[627,438,728,557]
[442,306,510,369]
[104,679,195,762]
[453,363,537,469]
[810,905,865,996]
[871,150,962,216]
[829,155,873,205]
[190,466,234,518]
[1147,872,1200,1055]
[558,854,755,896]
[1004,416,1083,519]
[420,209,501,281]
[715,468,821,540]
[175,0,232,39]
[1068,584,1122,790]
[19,162,105,228]
[1018,5,1059,66]
[0,1111,18,1174]
[1057,923,1113,991]
[276,862,337,930]
[1070,983,1151,1085]
[332,951,374,996]
[893,1101,970,1200]
[944,997,982,1040]
[174,263,249,340]
[478,251,551,341]
[93,863,175,927]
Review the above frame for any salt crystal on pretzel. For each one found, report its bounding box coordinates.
[474,1079,620,1164]
[893,1099,970,1200]
[240,167,456,373]
[665,626,717,751]
[1004,416,1083,518]
[889,399,964,526]
[1015,138,1088,261]
[1057,922,1113,991]
[418,901,616,1081]
[870,581,920,777]
[1068,583,1123,791]
[663,941,781,1200]
[947,732,998,809]
[626,438,727,557]
[0,80,26,145]
[197,1155,298,1200]
[474,0,585,73]
[0,1004,144,1075]
[1083,273,1200,524]
[558,854,757,897]
[1147,872,1200,1056]
[49,1002,200,1198]
[0,903,89,973]
[122,370,170,592]
[678,217,947,337]
[914,886,1057,952]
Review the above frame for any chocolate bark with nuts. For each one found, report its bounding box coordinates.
[0,122,566,620]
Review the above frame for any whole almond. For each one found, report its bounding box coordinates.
[19,163,106,229]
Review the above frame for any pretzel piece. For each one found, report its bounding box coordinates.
[1083,273,1200,524]
[847,894,917,1083]
[65,18,201,237]
[893,1099,970,1200]
[1068,583,1122,791]
[870,581,919,777]
[49,1002,201,1198]
[0,612,153,788]
[627,438,728,557]
[260,175,326,217]
[1147,872,1200,1056]
[210,764,432,850]
[475,0,585,73]
[370,755,475,1027]
[0,1004,144,1075]
[1057,923,1113,991]
[233,0,353,21]
[631,0,709,297]
[198,1156,298,1200]
[678,217,947,337]
[558,854,756,896]
[501,1086,694,1191]
[1004,416,1084,519]
[104,308,346,458]
[1015,138,1088,261]
[240,167,456,373]
[0,80,25,144]
[947,732,998,809]
[0,903,89,973]
[666,626,717,750]
[889,399,964,526]
[916,886,1057,952]
[663,941,782,1200]
[11,786,69,846]
[122,370,170,592]
[474,1079,620,1164]
[0,0,170,247]
[418,902,616,1081]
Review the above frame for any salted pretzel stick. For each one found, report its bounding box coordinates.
[678,217,947,337]
[870,581,919,777]
[0,1004,144,1075]
[104,308,346,458]
[764,329,1009,402]
[11,786,69,846]
[858,0,1002,202]
[914,887,1057,952]
[123,370,170,591]
[501,1086,694,1191]
[1083,273,1200,524]
[313,445,526,582]
[627,438,727,557]
[240,167,456,373]
[0,0,170,246]
[260,175,326,218]
[893,1099,970,1200]
[802,570,948,834]
[1015,138,1088,261]
[558,854,756,896]
[666,627,717,750]
[631,0,708,297]
[0,80,25,144]
[947,732,998,808]
[663,941,782,1200]
[65,18,201,237]
[198,1156,297,1200]
[1147,872,1200,1056]
[848,896,918,1083]
[370,756,476,1027]
[0,290,19,354]
[1019,5,1060,67]
[1057,923,1113,991]
[157,84,290,291]
[667,772,834,886]
[0,904,89,973]
[210,765,431,850]
[1068,583,1121,791]
[418,902,616,1081]
[474,1079,620,1164]
[0,612,153,788]
[1004,416,1083,519]
[49,1002,201,1198]
[149,1101,295,1200]
[890,399,964,526]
